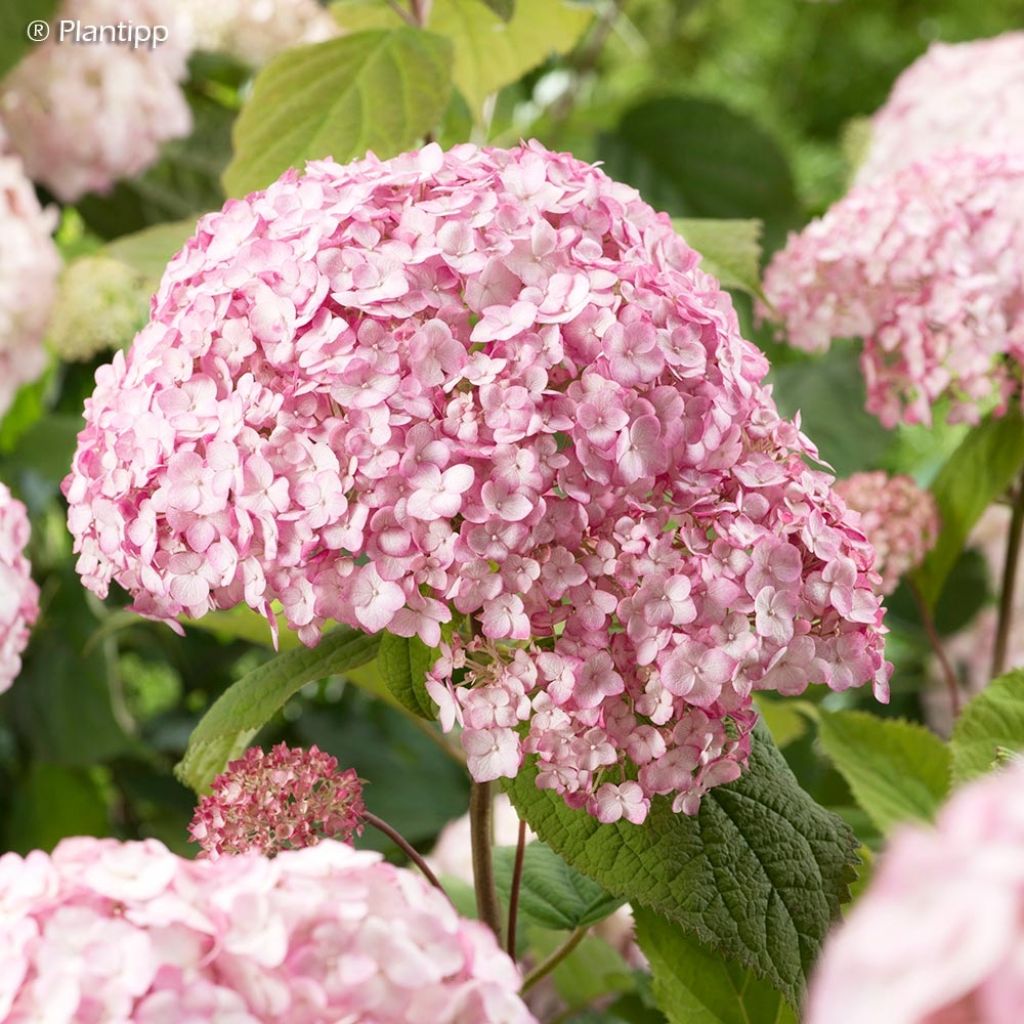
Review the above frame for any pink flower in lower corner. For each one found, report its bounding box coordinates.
[0,836,536,1023]
[0,483,39,695]
[807,762,1024,1024]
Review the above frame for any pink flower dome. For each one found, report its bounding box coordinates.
[0,482,39,694]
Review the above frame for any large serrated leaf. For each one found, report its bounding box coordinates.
[950,670,1024,784]
[378,632,438,720]
[504,726,858,1009]
[223,29,453,197]
[672,219,764,299]
[635,908,796,1024]
[175,627,379,792]
[429,0,592,114]
[815,710,950,834]
[912,409,1024,607]
[493,841,625,931]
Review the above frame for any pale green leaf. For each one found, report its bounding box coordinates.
[815,710,950,833]
[529,927,635,1009]
[175,627,379,792]
[378,632,438,720]
[103,220,196,280]
[636,908,796,1024]
[913,409,1024,606]
[223,29,453,197]
[505,727,858,1009]
[950,670,1024,784]
[672,218,763,299]
[480,0,515,19]
[753,695,809,749]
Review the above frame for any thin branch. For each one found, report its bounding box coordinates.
[364,812,449,899]
[520,926,588,993]
[386,0,417,24]
[470,780,503,938]
[506,819,528,955]
[911,581,961,718]
[992,468,1024,679]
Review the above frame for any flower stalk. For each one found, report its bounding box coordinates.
[992,467,1024,679]
[470,780,503,939]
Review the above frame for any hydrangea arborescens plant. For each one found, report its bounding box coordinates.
[856,32,1024,186]
[762,150,1024,427]
[0,836,536,1022]
[64,141,890,823]
[0,483,39,694]
[807,762,1024,1024]
[833,472,939,595]
[0,0,191,202]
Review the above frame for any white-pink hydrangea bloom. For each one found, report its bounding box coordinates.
[181,0,339,67]
[64,142,890,822]
[834,472,939,595]
[0,0,192,202]
[857,32,1024,185]
[0,148,59,417]
[807,762,1024,1024]
[0,836,535,1023]
[762,150,1024,427]
[0,482,39,694]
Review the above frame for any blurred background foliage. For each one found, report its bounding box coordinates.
[1,3,1022,1010]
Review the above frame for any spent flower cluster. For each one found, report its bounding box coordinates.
[808,762,1024,1024]
[189,743,365,859]
[833,472,939,595]
[65,142,890,822]
[0,836,535,1022]
[0,483,39,695]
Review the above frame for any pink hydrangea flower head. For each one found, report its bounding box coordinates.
[857,32,1024,185]
[762,150,1024,427]
[0,147,59,416]
[834,472,939,595]
[0,0,192,201]
[0,482,39,694]
[188,743,365,858]
[807,762,1024,1024]
[65,141,891,822]
[0,836,536,1022]
[181,0,339,67]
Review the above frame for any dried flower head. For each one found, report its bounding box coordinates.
[189,743,365,858]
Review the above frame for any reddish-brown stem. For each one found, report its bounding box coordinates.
[364,812,449,899]
[911,582,960,717]
[506,819,527,955]
[992,469,1024,680]
[470,781,503,938]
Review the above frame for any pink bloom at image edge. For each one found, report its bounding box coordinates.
[63,140,891,823]
[807,762,1024,1024]
[761,149,1024,429]
[0,484,39,695]
[0,836,536,1023]
[834,472,939,595]
[189,743,366,859]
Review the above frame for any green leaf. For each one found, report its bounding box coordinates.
[480,0,515,19]
[672,219,763,299]
[754,695,809,750]
[913,409,1024,607]
[223,29,453,197]
[175,626,379,792]
[429,0,592,114]
[6,763,111,854]
[379,632,438,720]
[600,97,799,249]
[635,908,796,1024]
[103,220,196,280]
[493,841,626,931]
[0,0,60,78]
[815,710,950,834]
[505,727,858,1009]
[950,670,1024,784]
[529,927,635,1009]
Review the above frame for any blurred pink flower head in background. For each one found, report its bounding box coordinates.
[0,483,39,695]
[807,762,1024,1024]
[0,836,536,1022]
[64,141,890,822]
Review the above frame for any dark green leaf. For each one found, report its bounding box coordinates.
[0,0,60,78]
[672,218,764,298]
[493,841,626,931]
[815,710,950,833]
[175,626,379,792]
[6,763,111,853]
[950,670,1024,784]
[379,632,438,719]
[635,908,796,1024]
[913,409,1024,607]
[505,727,858,1009]
[223,29,453,197]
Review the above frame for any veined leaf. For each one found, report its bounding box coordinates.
[673,218,764,299]
[379,632,438,720]
[950,670,1024,784]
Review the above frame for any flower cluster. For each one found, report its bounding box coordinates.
[0,836,536,1022]
[808,762,1024,1024]
[65,141,890,822]
[762,150,1024,427]
[0,148,59,418]
[48,254,151,362]
[856,32,1024,185]
[189,743,366,858]
[0,483,39,695]
[0,0,192,202]
[833,472,939,595]
[181,0,339,67]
